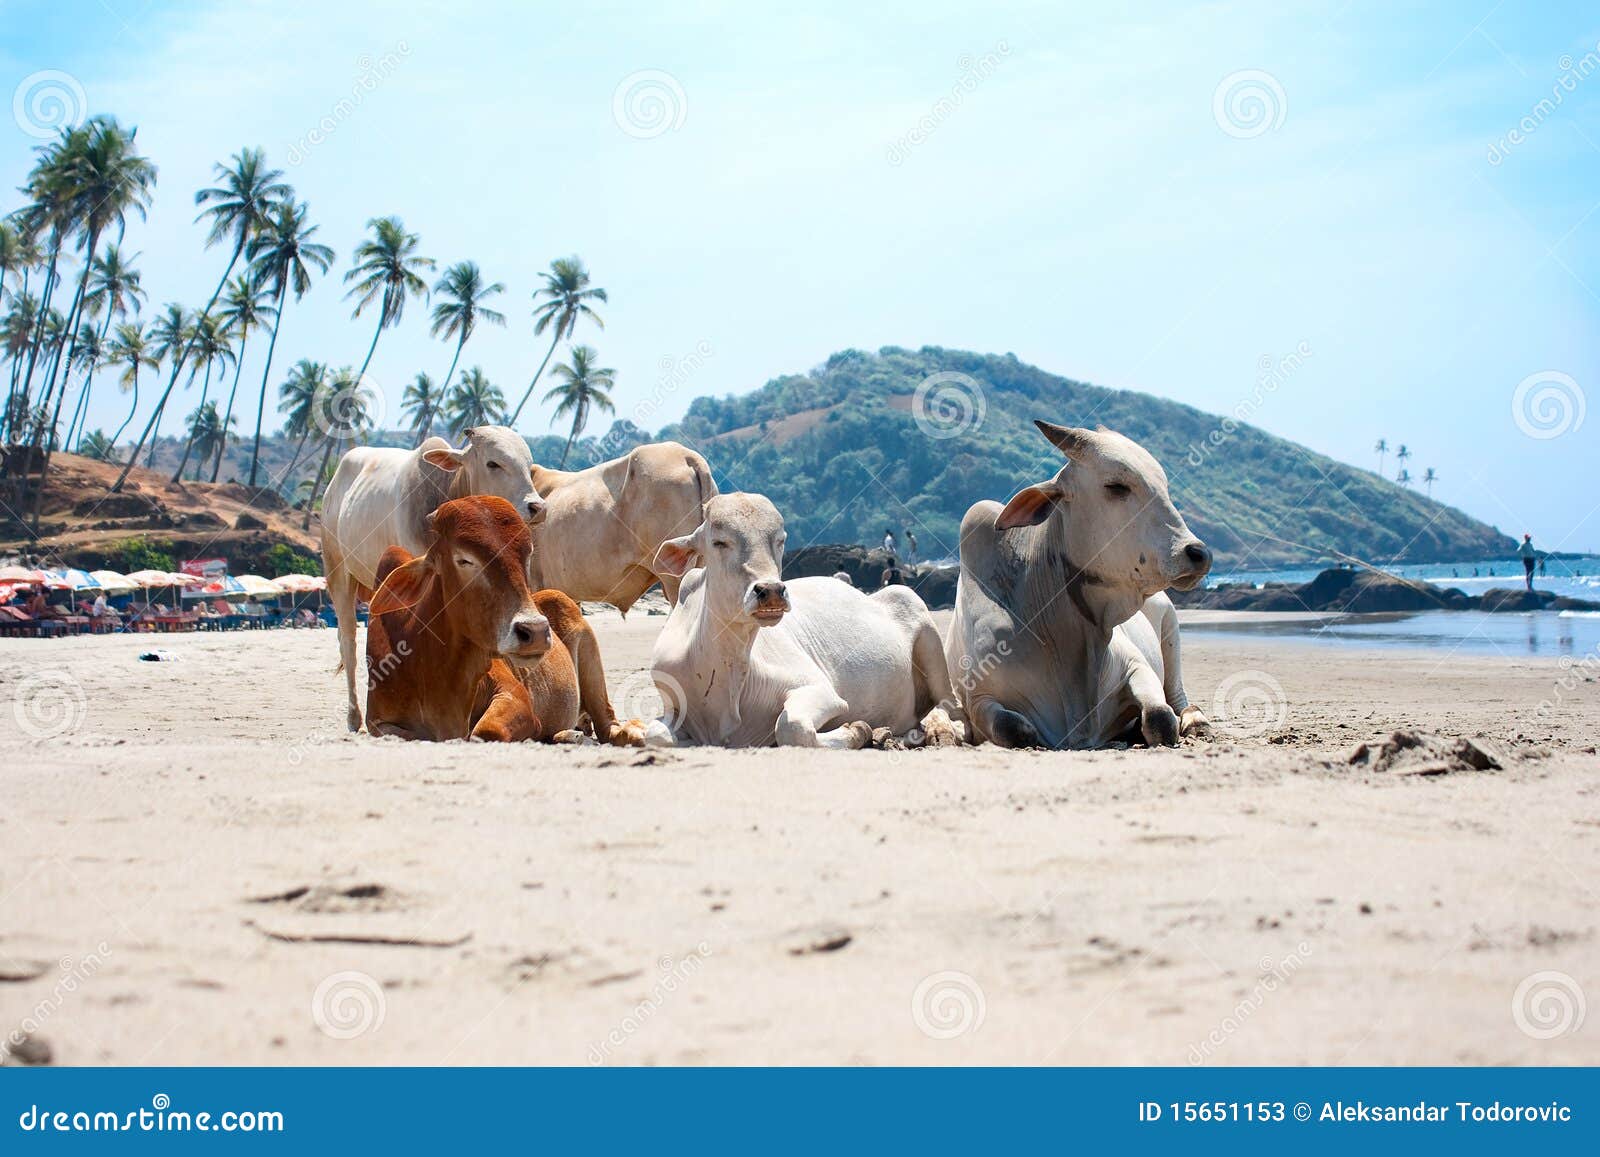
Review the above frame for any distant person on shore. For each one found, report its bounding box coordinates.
[880,556,907,588]
[904,529,918,564]
[1519,533,1538,591]
[882,528,897,555]
[833,571,854,586]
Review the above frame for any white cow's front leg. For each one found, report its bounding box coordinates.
[774,685,868,749]
[970,694,1043,749]
[1128,660,1179,747]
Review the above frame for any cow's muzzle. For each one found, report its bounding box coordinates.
[522,496,548,526]
[1168,540,1213,590]
[502,611,552,663]
[746,580,790,625]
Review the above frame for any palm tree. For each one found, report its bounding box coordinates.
[210,275,276,481]
[182,401,234,482]
[170,313,235,482]
[26,118,155,525]
[428,261,504,407]
[1395,443,1411,480]
[10,127,82,432]
[141,303,191,464]
[542,345,615,467]
[115,148,288,491]
[276,359,328,482]
[63,323,105,452]
[106,320,156,456]
[344,215,433,387]
[508,256,606,426]
[243,199,334,486]
[77,429,115,461]
[1373,438,1388,477]
[1422,467,1437,497]
[1396,468,1413,488]
[302,367,375,530]
[67,243,144,448]
[402,371,444,444]
[2,291,40,435]
[444,366,505,434]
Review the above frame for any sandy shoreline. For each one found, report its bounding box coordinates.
[1,611,1596,1065]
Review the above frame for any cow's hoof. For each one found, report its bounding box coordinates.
[347,706,363,733]
[1141,704,1181,747]
[641,719,675,747]
[1179,705,1212,740]
[844,720,875,750]
[916,708,964,748]
[605,719,651,747]
[990,709,1041,749]
[552,729,596,745]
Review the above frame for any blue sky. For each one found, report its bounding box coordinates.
[4,0,1597,550]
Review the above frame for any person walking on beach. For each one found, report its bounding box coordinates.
[1519,533,1538,592]
[904,529,918,564]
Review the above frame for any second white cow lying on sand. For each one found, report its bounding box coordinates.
[649,493,960,747]
[945,420,1213,749]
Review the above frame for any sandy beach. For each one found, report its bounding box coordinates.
[1,611,1596,1066]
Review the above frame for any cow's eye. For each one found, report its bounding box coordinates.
[487,461,502,470]
[711,539,731,549]
[1105,482,1132,498]
[456,556,475,568]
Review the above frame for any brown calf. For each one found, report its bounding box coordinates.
[364,495,645,744]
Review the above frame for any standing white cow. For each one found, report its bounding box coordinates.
[649,492,960,748]
[527,442,714,611]
[944,420,1213,750]
[321,426,546,732]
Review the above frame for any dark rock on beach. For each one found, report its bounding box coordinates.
[784,544,958,609]
[1171,567,1599,614]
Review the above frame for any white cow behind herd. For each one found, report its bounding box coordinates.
[944,420,1213,749]
[321,426,546,732]
[649,493,960,748]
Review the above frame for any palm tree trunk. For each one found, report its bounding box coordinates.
[30,229,100,530]
[356,315,383,384]
[108,369,140,462]
[558,398,587,468]
[113,240,242,492]
[14,235,62,416]
[302,433,340,532]
[144,395,167,467]
[438,337,465,420]
[211,331,250,482]
[508,329,562,426]
[247,281,290,488]
[281,426,313,480]
[68,310,117,451]
[171,361,213,483]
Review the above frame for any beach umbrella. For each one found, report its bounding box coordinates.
[273,574,326,593]
[125,569,183,588]
[89,570,139,595]
[190,575,247,598]
[47,567,103,591]
[0,565,47,584]
[232,574,285,597]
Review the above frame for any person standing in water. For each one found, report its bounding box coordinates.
[1519,533,1538,591]
[904,529,918,565]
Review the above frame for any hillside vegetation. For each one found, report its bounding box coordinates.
[656,347,1514,567]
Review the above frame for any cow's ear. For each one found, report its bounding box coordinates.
[653,534,701,578]
[996,483,1064,530]
[1034,420,1094,458]
[422,448,465,472]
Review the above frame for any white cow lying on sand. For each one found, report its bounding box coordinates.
[321,426,546,732]
[649,493,961,748]
[944,420,1213,749]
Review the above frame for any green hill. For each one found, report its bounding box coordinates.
[652,346,1514,568]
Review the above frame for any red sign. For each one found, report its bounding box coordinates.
[181,558,228,577]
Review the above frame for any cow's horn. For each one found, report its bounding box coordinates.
[1034,420,1093,457]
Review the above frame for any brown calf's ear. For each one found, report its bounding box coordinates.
[652,535,701,578]
[996,483,1064,530]
[1034,420,1094,458]
[422,448,465,472]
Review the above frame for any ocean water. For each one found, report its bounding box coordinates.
[1183,608,1600,659]
[1205,558,1600,606]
